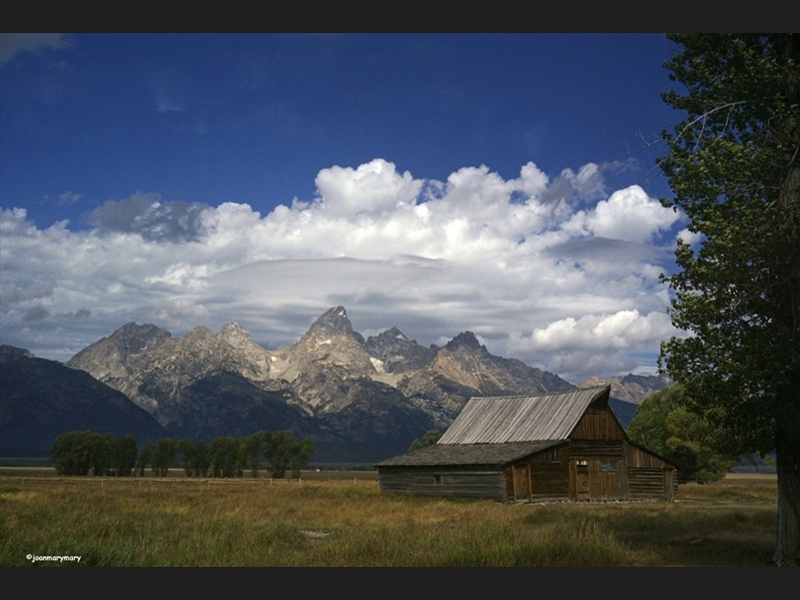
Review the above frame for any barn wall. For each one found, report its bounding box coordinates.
[626,443,670,468]
[625,442,677,499]
[378,437,678,503]
[567,440,628,501]
[378,467,507,501]
[571,406,626,440]
[528,446,570,500]
[569,440,625,461]
[502,448,570,502]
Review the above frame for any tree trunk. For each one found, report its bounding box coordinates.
[774,420,800,565]
[773,159,800,566]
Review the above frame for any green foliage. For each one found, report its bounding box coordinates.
[136,443,154,477]
[423,430,443,446]
[288,436,314,479]
[109,435,137,477]
[628,385,736,482]
[262,431,315,479]
[238,432,263,478]
[51,431,94,476]
[409,429,443,452]
[177,439,210,477]
[50,431,136,477]
[659,34,800,454]
[87,433,113,476]
[408,439,424,452]
[208,437,239,478]
[51,430,313,480]
[657,34,800,563]
[151,438,178,477]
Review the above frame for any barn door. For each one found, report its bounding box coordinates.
[664,468,675,500]
[574,461,590,501]
[512,464,531,502]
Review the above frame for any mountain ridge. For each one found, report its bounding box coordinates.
[12,306,670,461]
[1,343,166,453]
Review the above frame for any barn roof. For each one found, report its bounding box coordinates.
[376,440,565,467]
[438,385,611,445]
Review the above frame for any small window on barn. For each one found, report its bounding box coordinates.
[601,462,617,472]
[432,475,442,484]
[549,448,560,462]
[577,460,588,467]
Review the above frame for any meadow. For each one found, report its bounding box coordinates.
[0,470,778,566]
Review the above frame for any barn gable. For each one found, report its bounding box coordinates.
[376,385,676,502]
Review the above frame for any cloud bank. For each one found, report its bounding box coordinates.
[0,159,683,380]
[0,34,72,65]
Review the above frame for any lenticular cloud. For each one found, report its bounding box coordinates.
[0,158,683,379]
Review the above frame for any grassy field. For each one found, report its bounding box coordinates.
[0,470,778,566]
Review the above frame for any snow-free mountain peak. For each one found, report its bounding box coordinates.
[364,326,434,375]
[444,331,484,352]
[59,306,595,460]
[304,305,365,345]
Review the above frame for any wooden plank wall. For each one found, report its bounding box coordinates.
[588,460,627,500]
[625,443,677,499]
[570,440,625,461]
[571,406,626,440]
[528,448,569,500]
[628,468,667,499]
[379,468,507,501]
[626,443,669,468]
[567,441,628,501]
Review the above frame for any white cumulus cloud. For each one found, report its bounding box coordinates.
[0,159,685,379]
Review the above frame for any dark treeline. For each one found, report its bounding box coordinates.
[50,430,315,478]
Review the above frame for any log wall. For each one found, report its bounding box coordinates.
[378,467,507,501]
[625,443,677,499]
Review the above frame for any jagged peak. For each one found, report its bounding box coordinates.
[183,325,216,341]
[388,326,409,341]
[445,331,484,352]
[306,306,364,344]
[217,322,257,349]
[112,322,170,338]
[217,321,249,336]
[317,306,349,322]
[370,326,410,342]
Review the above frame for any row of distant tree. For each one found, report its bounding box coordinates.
[50,430,315,479]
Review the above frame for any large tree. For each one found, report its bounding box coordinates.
[627,385,736,483]
[658,34,800,565]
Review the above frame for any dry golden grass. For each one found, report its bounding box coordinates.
[0,472,778,566]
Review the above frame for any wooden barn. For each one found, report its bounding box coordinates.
[376,385,676,503]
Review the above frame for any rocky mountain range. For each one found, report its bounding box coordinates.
[574,373,673,404]
[3,306,671,462]
[0,343,166,454]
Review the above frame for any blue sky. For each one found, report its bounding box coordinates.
[0,34,692,380]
